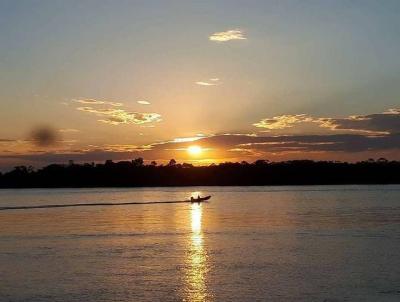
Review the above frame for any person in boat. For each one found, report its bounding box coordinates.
[190,196,201,203]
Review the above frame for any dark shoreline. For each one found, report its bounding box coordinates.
[1,183,400,189]
[1,159,399,188]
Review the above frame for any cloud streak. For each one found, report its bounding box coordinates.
[196,81,217,86]
[318,110,400,134]
[254,109,400,134]
[73,98,161,125]
[59,128,80,133]
[73,99,123,107]
[2,109,399,167]
[254,114,313,130]
[77,107,161,125]
[3,133,399,165]
[152,133,400,156]
[196,78,220,86]
[209,29,246,42]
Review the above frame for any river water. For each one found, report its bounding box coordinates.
[1,186,399,301]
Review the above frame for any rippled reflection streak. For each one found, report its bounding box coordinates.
[185,202,208,301]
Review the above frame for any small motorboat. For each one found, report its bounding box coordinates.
[189,195,211,203]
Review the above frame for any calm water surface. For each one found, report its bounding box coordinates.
[1,186,400,302]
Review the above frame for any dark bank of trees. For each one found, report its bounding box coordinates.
[0,158,399,188]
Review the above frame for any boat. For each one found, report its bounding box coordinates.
[189,195,211,203]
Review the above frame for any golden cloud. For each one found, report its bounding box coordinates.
[58,128,80,133]
[73,97,161,125]
[72,99,123,107]
[253,114,312,130]
[3,132,400,165]
[209,29,246,42]
[172,136,205,143]
[384,108,400,114]
[196,81,217,86]
[317,109,400,134]
[254,109,400,134]
[196,78,220,86]
[77,106,161,125]
[137,101,151,105]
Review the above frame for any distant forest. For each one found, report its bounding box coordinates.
[1,158,399,188]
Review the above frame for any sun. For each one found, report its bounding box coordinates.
[187,145,202,156]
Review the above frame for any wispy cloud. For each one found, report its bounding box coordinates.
[4,109,399,167]
[59,128,80,133]
[100,144,150,152]
[73,97,161,126]
[196,78,220,86]
[253,114,312,130]
[196,81,217,86]
[209,29,246,42]
[2,132,400,165]
[108,102,124,107]
[384,108,400,114]
[77,106,161,125]
[137,101,151,105]
[254,109,400,134]
[172,136,205,143]
[72,99,123,107]
[317,109,400,134]
[149,133,400,155]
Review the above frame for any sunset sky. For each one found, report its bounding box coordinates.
[1,0,400,170]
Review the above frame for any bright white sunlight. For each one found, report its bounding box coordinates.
[187,145,202,156]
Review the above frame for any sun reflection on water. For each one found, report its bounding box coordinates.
[184,201,209,301]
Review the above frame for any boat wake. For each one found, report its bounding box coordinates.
[0,197,211,211]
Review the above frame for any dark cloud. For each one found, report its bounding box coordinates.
[149,133,400,154]
[319,109,400,134]
[253,108,400,134]
[234,134,400,153]
[3,133,399,166]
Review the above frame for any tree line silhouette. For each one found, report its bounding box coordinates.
[0,158,399,188]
